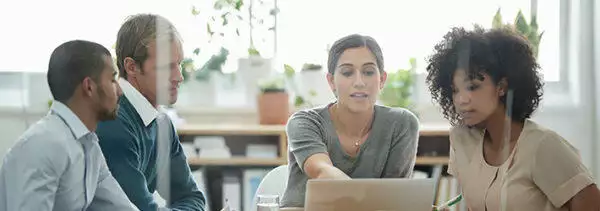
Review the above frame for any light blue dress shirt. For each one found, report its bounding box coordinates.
[0,101,138,211]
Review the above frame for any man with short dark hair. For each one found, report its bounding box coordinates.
[96,14,206,211]
[0,40,137,211]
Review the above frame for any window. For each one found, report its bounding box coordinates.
[0,0,561,80]
[0,0,203,72]
[277,0,560,81]
[0,0,565,109]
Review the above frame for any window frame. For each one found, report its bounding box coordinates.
[414,0,576,116]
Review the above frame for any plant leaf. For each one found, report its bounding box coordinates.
[284,64,295,77]
[270,8,280,16]
[294,96,305,107]
[409,57,417,70]
[514,10,530,35]
[214,0,223,10]
[248,47,260,56]
[191,6,200,16]
[193,48,200,55]
[530,14,539,31]
[222,15,229,26]
[235,0,243,10]
[492,7,503,29]
[207,23,214,36]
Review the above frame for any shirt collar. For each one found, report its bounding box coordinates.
[118,78,159,126]
[50,100,91,140]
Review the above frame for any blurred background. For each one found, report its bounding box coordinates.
[0,0,598,210]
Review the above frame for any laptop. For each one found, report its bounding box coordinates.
[304,178,436,211]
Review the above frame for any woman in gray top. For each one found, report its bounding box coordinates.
[280,34,420,207]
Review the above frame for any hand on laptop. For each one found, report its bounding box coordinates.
[305,154,351,180]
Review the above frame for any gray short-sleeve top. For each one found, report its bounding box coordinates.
[280,103,420,207]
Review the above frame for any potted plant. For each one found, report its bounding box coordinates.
[379,58,416,114]
[195,0,279,107]
[295,63,332,108]
[256,74,289,125]
[492,8,544,58]
[284,64,318,110]
[178,47,229,107]
[301,63,322,72]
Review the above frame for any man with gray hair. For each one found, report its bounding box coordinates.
[96,14,206,211]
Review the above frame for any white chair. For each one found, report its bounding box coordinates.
[252,165,289,211]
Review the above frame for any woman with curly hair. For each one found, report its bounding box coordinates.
[426,26,600,210]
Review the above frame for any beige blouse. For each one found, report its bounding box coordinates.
[448,119,595,211]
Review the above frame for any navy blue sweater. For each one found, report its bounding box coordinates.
[97,96,205,211]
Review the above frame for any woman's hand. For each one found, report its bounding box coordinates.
[304,153,350,180]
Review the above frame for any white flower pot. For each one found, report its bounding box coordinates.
[298,69,335,107]
[236,56,274,108]
[177,72,219,107]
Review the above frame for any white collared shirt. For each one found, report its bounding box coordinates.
[0,101,138,211]
[118,78,158,127]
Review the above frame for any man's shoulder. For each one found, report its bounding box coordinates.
[19,115,71,146]
[4,115,71,167]
[97,97,142,136]
[96,112,141,147]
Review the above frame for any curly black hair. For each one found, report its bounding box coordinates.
[425,25,544,126]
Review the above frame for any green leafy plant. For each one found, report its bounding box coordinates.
[301,63,322,71]
[379,58,416,109]
[181,47,229,82]
[181,58,195,82]
[193,0,278,58]
[492,8,544,58]
[283,64,317,108]
[258,75,286,93]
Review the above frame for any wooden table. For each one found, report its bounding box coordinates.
[280,208,304,211]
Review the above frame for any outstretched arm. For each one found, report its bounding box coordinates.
[287,111,349,180]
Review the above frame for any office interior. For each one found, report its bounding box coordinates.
[1,0,599,210]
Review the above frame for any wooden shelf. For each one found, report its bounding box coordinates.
[177,124,449,136]
[415,156,449,165]
[187,156,448,167]
[188,157,287,166]
[178,124,286,136]
[419,125,451,136]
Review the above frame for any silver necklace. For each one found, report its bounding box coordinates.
[333,107,373,154]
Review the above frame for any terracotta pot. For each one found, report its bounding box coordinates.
[257,91,290,125]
